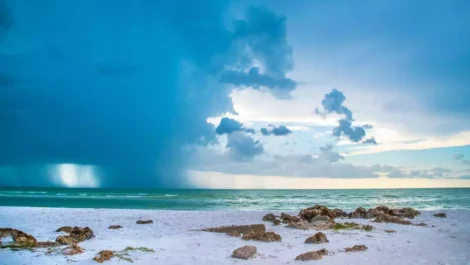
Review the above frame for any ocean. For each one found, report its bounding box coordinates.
[0,188,469,211]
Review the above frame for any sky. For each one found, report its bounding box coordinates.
[0,0,469,189]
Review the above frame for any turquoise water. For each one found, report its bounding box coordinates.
[0,188,469,211]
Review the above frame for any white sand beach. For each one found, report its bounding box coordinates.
[0,207,469,265]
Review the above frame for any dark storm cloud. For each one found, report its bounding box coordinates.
[0,1,294,187]
[260,125,292,136]
[226,132,264,161]
[362,137,378,145]
[454,154,470,166]
[219,67,296,92]
[315,89,372,143]
[219,6,297,97]
[215,117,254,135]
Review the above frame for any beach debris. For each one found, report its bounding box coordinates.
[232,245,257,260]
[136,220,153,224]
[295,249,328,261]
[434,213,447,218]
[305,232,329,244]
[61,243,84,255]
[242,230,281,242]
[227,231,241,237]
[385,230,396,233]
[414,223,427,226]
[0,228,38,248]
[93,250,114,263]
[108,225,123,230]
[56,235,77,245]
[56,226,73,233]
[345,245,368,252]
[334,222,374,231]
[202,224,266,234]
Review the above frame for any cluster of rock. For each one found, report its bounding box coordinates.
[56,226,95,245]
[0,228,38,248]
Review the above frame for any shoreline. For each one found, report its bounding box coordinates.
[1,207,469,264]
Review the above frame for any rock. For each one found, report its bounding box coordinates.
[286,221,310,230]
[69,227,95,242]
[93,250,114,263]
[7,229,38,247]
[202,224,266,234]
[414,223,427,226]
[385,230,396,233]
[333,222,373,231]
[55,226,73,233]
[350,207,368,218]
[299,205,335,221]
[305,232,329,244]
[345,245,368,252]
[227,231,241,237]
[262,213,277,222]
[388,207,420,219]
[37,241,59,248]
[373,214,411,225]
[273,219,281,226]
[311,215,330,222]
[332,208,344,218]
[242,230,281,242]
[434,213,447,218]
[136,220,153,224]
[108,225,123,230]
[62,244,84,255]
[231,245,257,260]
[56,235,77,245]
[295,249,328,261]
[280,213,301,224]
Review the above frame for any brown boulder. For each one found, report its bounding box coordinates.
[93,250,114,263]
[332,208,344,218]
[305,232,329,244]
[280,213,301,224]
[136,220,153,224]
[231,245,257,260]
[9,229,38,247]
[345,245,368,252]
[56,235,77,245]
[56,226,73,233]
[295,249,328,261]
[202,224,266,234]
[70,227,95,242]
[108,225,123,230]
[434,213,447,218]
[388,207,420,219]
[350,207,368,218]
[242,230,281,242]
[373,214,411,225]
[299,205,334,221]
[262,213,277,222]
[62,244,84,255]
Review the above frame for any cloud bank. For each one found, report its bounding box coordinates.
[0,1,294,187]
